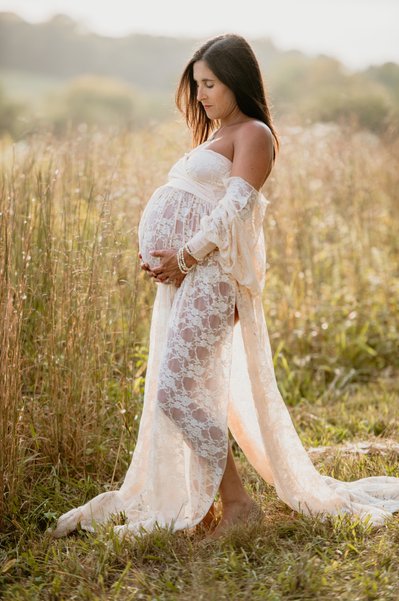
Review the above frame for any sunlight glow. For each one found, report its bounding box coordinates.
[0,0,398,68]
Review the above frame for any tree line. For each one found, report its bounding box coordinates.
[0,12,398,137]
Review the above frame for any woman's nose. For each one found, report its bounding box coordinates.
[197,86,206,102]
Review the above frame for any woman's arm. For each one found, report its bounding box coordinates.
[186,122,274,262]
[230,120,274,189]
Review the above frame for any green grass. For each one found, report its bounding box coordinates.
[1,380,398,600]
[1,122,398,599]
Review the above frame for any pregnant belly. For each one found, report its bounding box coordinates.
[138,185,213,270]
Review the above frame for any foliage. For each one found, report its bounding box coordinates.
[268,55,396,133]
[1,12,399,136]
[46,75,138,132]
[0,84,25,137]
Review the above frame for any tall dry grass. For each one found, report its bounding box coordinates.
[266,123,399,402]
[0,121,398,528]
[0,125,179,523]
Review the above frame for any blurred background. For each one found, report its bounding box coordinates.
[2,5,399,596]
[0,0,398,138]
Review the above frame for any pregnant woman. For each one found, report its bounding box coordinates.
[51,34,399,540]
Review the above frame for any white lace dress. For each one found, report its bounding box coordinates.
[51,141,399,538]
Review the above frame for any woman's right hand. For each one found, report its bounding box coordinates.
[139,253,185,287]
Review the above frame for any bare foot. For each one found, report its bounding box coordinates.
[196,502,218,533]
[206,499,263,540]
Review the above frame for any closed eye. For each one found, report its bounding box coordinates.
[193,80,215,89]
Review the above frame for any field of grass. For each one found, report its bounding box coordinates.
[1,121,398,600]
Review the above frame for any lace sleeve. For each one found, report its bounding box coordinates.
[187,176,269,295]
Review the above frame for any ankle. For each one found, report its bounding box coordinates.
[220,493,253,508]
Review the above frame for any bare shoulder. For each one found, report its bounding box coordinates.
[237,120,273,144]
[231,120,274,188]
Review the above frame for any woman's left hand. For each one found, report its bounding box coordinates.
[140,249,187,287]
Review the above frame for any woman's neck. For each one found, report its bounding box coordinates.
[219,115,252,129]
[219,107,251,128]
[212,115,252,140]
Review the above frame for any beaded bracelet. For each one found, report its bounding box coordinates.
[177,246,192,274]
[177,243,203,274]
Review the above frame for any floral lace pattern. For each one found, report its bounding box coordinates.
[156,257,235,467]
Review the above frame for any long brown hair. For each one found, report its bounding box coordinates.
[176,34,279,154]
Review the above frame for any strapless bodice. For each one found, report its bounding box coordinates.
[166,141,232,203]
[138,142,234,270]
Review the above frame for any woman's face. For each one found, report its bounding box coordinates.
[193,60,237,122]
